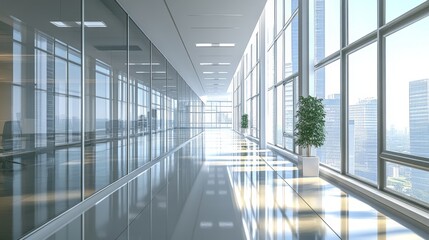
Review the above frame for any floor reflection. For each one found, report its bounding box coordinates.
[46,129,427,240]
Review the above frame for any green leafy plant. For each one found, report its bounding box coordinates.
[295,96,326,156]
[241,114,248,129]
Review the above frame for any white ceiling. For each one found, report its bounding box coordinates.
[117,0,267,100]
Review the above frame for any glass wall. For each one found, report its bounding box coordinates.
[0,0,204,238]
[84,0,128,196]
[0,0,82,238]
[384,14,429,204]
[266,0,298,151]
[129,20,151,170]
[310,0,428,206]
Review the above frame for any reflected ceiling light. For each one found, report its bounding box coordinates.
[196,43,235,47]
[200,222,213,228]
[51,21,107,28]
[50,21,73,27]
[76,21,107,27]
[219,71,228,74]
[128,62,160,66]
[219,221,234,228]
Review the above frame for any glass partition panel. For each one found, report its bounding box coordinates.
[151,46,166,159]
[84,0,128,196]
[0,0,82,238]
[129,19,151,171]
[167,62,178,150]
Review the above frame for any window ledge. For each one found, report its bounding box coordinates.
[321,166,429,234]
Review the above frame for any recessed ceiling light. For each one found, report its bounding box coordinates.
[188,14,243,17]
[203,72,215,74]
[200,63,231,66]
[196,43,235,47]
[204,77,227,80]
[136,71,166,74]
[191,26,240,30]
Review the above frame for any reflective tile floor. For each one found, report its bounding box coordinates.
[47,129,428,240]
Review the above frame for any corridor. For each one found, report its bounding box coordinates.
[46,130,427,239]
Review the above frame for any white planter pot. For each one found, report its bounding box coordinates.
[299,156,319,177]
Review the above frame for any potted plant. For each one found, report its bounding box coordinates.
[241,114,248,134]
[295,95,326,177]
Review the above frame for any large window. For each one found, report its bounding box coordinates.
[314,60,341,170]
[348,0,377,43]
[314,0,340,62]
[276,86,283,146]
[229,0,429,215]
[384,16,429,206]
[386,162,429,205]
[386,17,429,159]
[284,80,294,150]
[385,0,426,23]
[203,101,232,128]
[348,43,378,183]
[258,1,299,152]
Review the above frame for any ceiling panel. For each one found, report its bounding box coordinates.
[118,0,266,99]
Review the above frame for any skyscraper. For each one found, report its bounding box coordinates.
[409,79,429,202]
[316,94,341,168]
[314,0,326,99]
[349,98,378,182]
[409,79,429,158]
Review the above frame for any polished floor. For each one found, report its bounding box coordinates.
[30,130,429,239]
